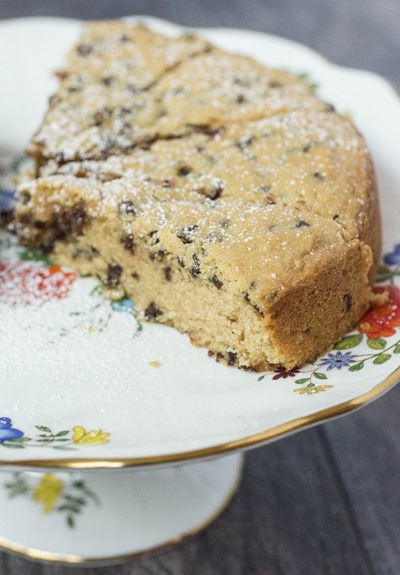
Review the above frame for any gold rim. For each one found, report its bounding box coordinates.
[1,366,399,470]
[0,454,243,565]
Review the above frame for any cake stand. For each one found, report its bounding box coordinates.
[0,16,399,565]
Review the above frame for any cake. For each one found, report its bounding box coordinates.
[15,20,381,371]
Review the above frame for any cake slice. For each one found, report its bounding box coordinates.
[15,21,380,370]
[28,21,211,168]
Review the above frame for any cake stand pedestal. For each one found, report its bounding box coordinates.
[0,452,243,566]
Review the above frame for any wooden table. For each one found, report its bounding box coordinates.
[1,1,399,573]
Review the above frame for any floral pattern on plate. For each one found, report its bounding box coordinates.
[0,230,142,343]
[0,419,110,451]
[4,471,100,527]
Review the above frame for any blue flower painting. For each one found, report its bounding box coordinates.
[0,417,23,443]
[111,298,134,312]
[383,243,400,265]
[319,351,357,371]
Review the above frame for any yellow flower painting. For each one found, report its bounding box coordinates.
[294,385,333,395]
[5,471,101,528]
[0,420,111,450]
[33,473,63,513]
[72,426,110,445]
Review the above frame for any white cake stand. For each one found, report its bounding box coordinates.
[1,15,400,567]
[0,454,243,565]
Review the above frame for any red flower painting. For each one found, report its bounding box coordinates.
[357,285,400,338]
[0,261,76,306]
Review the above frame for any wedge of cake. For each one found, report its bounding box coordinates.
[15,21,380,371]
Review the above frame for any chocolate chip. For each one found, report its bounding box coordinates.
[164,267,172,281]
[125,82,141,93]
[192,124,213,135]
[93,111,106,125]
[136,135,155,150]
[191,124,225,137]
[145,302,163,320]
[325,103,336,112]
[33,220,46,229]
[72,246,100,261]
[207,180,224,200]
[191,253,201,277]
[105,263,123,287]
[333,214,339,221]
[77,44,93,56]
[236,94,246,103]
[16,213,30,225]
[177,224,198,244]
[233,76,248,87]
[72,166,87,178]
[296,220,311,228]
[19,191,31,205]
[149,250,166,262]
[236,136,256,151]
[313,172,325,181]
[227,352,237,366]
[210,275,223,289]
[118,33,130,42]
[54,206,86,239]
[118,200,136,217]
[102,76,114,86]
[259,185,271,193]
[121,234,135,253]
[344,293,352,312]
[54,152,68,165]
[131,272,140,280]
[206,231,224,243]
[176,162,192,176]
[149,231,160,246]
[190,260,201,276]
[244,293,264,316]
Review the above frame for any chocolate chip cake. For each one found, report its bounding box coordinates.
[15,20,381,371]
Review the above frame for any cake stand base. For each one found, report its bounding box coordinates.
[0,453,243,566]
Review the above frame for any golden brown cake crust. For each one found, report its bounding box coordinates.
[15,21,381,371]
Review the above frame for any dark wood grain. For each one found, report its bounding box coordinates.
[1,1,400,573]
